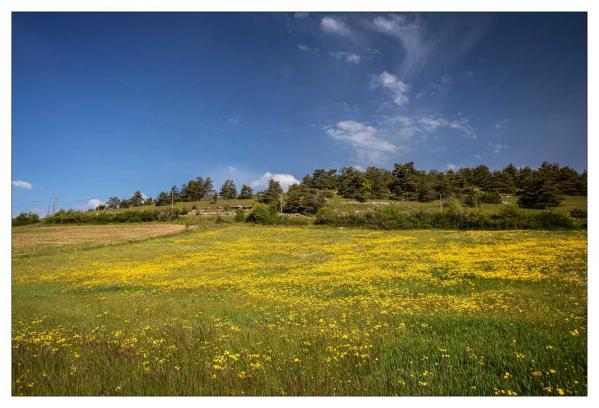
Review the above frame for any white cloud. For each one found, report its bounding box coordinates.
[250,172,300,192]
[417,115,475,138]
[294,12,309,19]
[372,14,429,77]
[488,142,509,154]
[321,16,351,36]
[446,163,459,171]
[326,120,398,164]
[12,180,32,189]
[371,71,410,106]
[383,115,421,140]
[226,116,240,126]
[87,198,104,209]
[329,51,361,64]
[298,43,311,51]
[495,118,512,129]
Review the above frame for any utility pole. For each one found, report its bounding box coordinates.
[439,193,443,213]
[52,197,58,215]
[171,190,174,207]
[279,193,283,214]
[31,200,36,215]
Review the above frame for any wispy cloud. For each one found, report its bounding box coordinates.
[298,43,316,52]
[325,120,399,164]
[371,14,429,77]
[294,12,309,19]
[495,118,512,129]
[329,51,361,64]
[488,142,509,154]
[250,172,300,192]
[417,115,475,138]
[12,180,32,190]
[321,16,351,36]
[370,71,410,106]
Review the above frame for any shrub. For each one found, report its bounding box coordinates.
[44,208,181,224]
[245,203,279,225]
[234,210,246,222]
[570,208,587,220]
[313,205,577,231]
[12,212,40,226]
[480,191,502,204]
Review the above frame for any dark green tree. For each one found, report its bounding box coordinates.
[219,180,237,199]
[130,191,144,207]
[284,183,326,215]
[517,173,562,209]
[238,185,254,199]
[155,192,171,206]
[106,196,121,209]
[258,179,284,208]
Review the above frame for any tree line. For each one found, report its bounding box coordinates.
[99,161,585,215]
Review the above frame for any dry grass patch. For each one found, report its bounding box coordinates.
[12,224,188,256]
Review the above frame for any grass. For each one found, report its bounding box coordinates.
[12,223,189,257]
[12,223,586,396]
[92,194,586,218]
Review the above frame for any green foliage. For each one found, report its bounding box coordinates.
[310,168,338,190]
[155,192,171,206]
[234,210,246,222]
[106,196,121,209]
[44,208,181,224]
[338,167,370,201]
[283,183,326,215]
[245,203,279,225]
[219,180,237,200]
[570,208,587,220]
[237,185,254,199]
[480,191,502,204]
[315,206,575,230]
[130,191,145,207]
[12,212,40,226]
[258,179,283,207]
[517,173,562,209]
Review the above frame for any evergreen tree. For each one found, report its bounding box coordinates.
[389,162,419,201]
[258,179,284,207]
[130,191,144,207]
[106,196,121,209]
[155,192,171,206]
[238,185,254,199]
[338,167,369,202]
[219,180,237,199]
[517,173,562,209]
[284,183,325,215]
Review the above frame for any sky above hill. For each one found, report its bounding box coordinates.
[12,12,587,215]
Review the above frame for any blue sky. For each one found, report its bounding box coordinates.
[12,12,587,214]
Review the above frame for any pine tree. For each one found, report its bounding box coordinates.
[238,185,254,199]
[517,173,562,209]
[219,180,237,199]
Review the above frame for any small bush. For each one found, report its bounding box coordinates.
[570,208,587,220]
[245,204,279,225]
[234,210,246,222]
[12,212,40,226]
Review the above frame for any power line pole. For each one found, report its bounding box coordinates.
[52,197,58,215]
[171,190,174,207]
[439,193,443,213]
[31,200,36,215]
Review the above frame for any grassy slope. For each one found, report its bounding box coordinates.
[93,194,586,218]
[12,224,587,396]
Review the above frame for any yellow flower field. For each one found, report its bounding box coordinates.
[12,224,587,395]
